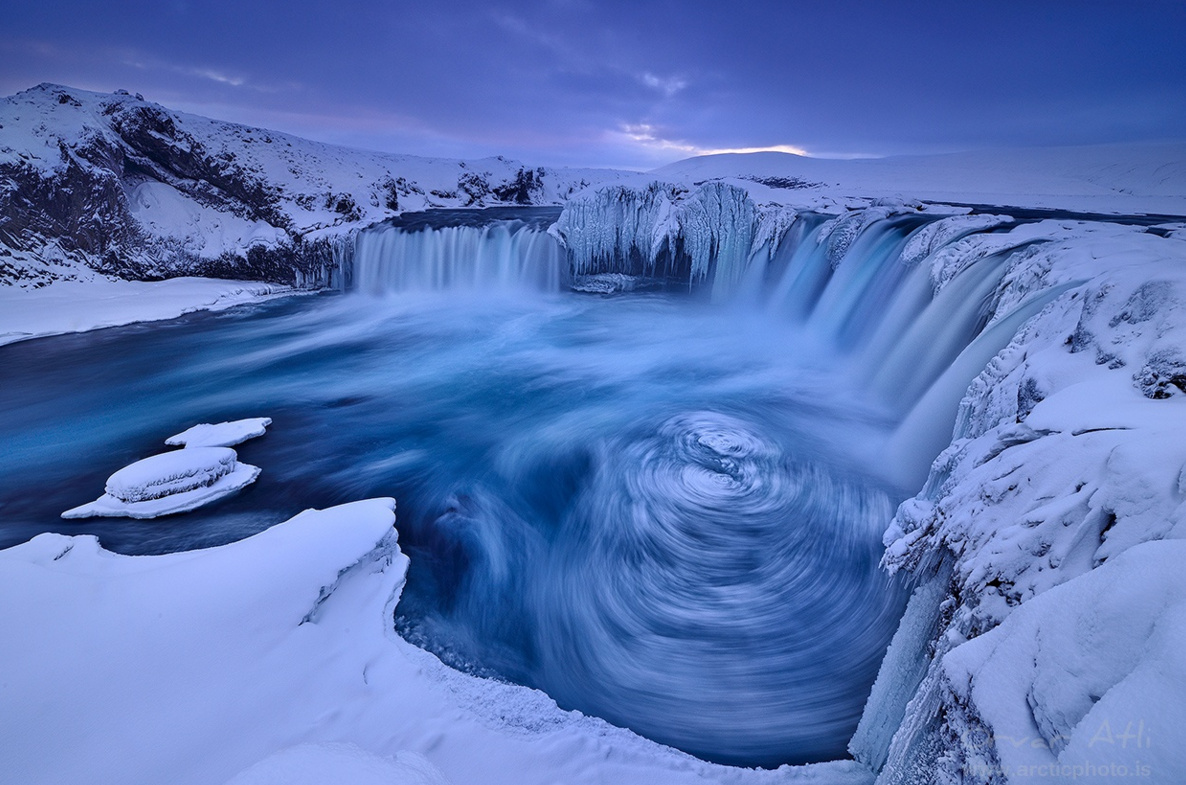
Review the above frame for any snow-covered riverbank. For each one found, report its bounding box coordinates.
[0,277,298,346]
[0,498,873,785]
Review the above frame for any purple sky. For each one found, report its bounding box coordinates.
[2,0,1183,169]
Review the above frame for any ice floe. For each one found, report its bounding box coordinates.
[166,417,273,448]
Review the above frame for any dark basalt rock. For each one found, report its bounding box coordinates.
[1016,376,1046,421]
[0,150,143,260]
[1133,349,1186,399]
[0,87,322,286]
[107,102,290,228]
[493,167,546,205]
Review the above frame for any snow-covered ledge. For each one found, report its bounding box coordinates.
[0,277,296,347]
[856,226,1186,783]
[0,499,872,785]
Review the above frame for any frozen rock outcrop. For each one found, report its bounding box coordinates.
[552,181,757,296]
[61,446,260,519]
[858,223,1186,784]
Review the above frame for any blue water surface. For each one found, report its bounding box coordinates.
[0,289,907,767]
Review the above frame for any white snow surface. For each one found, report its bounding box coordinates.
[861,220,1186,782]
[0,276,294,346]
[105,447,239,502]
[0,499,874,785]
[224,743,452,785]
[649,146,1186,216]
[166,417,273,448]
[942,539,1186,783]
[61,447,260,519]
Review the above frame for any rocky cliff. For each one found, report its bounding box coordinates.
[0,84,610,288]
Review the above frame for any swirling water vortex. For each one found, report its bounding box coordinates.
[400,409,905,767]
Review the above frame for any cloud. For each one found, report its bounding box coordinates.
[618,123,809,158]
[118,50,283,92]
[186,68,244,88]
[640,72,687,98]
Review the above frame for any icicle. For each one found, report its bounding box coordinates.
[551,181,757,292]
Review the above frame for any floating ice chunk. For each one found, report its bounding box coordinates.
[61,447,260,519]
[165,417,273,448]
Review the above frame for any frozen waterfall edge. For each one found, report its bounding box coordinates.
[547,185,1186,782]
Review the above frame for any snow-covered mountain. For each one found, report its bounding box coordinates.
[4,82,1182,293]
[0,83,618,287]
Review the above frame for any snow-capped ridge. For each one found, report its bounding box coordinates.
[652,143,1186,216]
[0,83,621,288]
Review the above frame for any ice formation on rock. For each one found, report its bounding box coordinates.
[551,181,757,297]
[857,224,1186,784]
[61,446,260,519]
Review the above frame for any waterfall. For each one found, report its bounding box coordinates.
[327,190,1105,767]
[352,220,567,294]
[549,183,1086,488]
[352,189,1073,488]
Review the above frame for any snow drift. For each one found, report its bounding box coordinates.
[0,498,874,785]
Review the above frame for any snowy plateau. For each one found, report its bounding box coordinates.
[3,82,1186,785]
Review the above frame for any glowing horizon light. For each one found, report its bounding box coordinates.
[618,123,812,160]
[695,144,810,157]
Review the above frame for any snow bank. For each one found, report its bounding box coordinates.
[1,498,877,785]
[0,277,294,347]
[61,447,260,519]
[861,222,1186,783]
[941,539,1186,783]
[166,417,273,448]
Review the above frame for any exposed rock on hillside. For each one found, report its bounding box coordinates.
[0,84,607,287]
